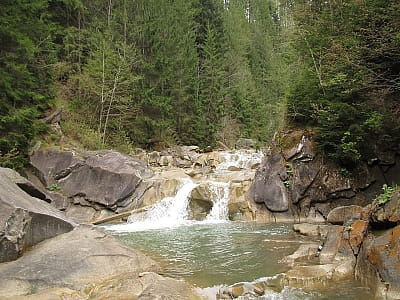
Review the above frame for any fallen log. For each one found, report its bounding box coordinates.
[92,206,150,225]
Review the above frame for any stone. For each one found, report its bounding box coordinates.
[327,205,364,225]
[282,263,349,289]
[0,168,75,263]
[291,161,320,204]
[371,190,400,227]
[345,220,368,255]
[292,223,330,238]
[319,226,353,264]
[280,243,320,266]
[251,153,289,212]
[283,136,315,162]
[194,152,221,168]
[30,149,154,211]
[0,225,159,296]
[365,225,400,299]
[188,184,215,220]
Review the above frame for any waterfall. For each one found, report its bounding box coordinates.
[106,149,264,232]
[217,149,264,171]
[110,178,198,231]
[205,182,230,221]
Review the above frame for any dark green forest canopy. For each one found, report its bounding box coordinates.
[287,0,400,169]
[0,0,398,171]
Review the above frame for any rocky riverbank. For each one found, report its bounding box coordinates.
[0,168,201,299]
[1,130,399,299]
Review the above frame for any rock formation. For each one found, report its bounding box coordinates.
[0,167,202,300]
[251,130,400,222]
[29,148,155,222]
[0,168,75,263]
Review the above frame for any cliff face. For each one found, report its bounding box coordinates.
[250,130,400,222]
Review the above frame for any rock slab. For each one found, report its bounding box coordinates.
[0,168,75,263]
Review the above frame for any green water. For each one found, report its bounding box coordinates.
[107,222,372,299]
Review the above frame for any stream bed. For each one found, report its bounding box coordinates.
[106,222,373,300]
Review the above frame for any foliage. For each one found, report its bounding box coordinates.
[374,184,399,205]
[47,183,61,191]
[56,0,288,151]
[0,0,81,169]
[287,0,400,169]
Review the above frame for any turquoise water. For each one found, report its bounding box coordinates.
[106,222,372,299]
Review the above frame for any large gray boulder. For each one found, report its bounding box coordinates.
[30,149,155,218]
[0,225,200,299]
[0,168,75,263]
[252,153,289,212]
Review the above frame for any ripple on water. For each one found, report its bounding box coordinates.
[108,222,372,300]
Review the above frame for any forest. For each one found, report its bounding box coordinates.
[0,0,399,172]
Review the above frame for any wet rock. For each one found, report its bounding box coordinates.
[188,183,216,220]
[327,205,364,225]
[0,168,75,263]
[252,153,289,212]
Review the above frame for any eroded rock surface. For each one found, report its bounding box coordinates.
[0,225,201,299]
[251,130,399,222]
[30,148,154,222]
[0,168,75,263]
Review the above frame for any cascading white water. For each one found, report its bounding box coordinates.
[106,150,264,232]
[205,182,230,221]
[109,178,198,231]
[217,149,264,171]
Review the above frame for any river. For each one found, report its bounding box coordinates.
[104,150,372,299]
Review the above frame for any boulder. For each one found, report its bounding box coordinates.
[345,220,368,255]
[290,162,320,204]
[319,226,354,264]
[364,225,400,299]
[0,224,201,299]
[327,205,364,225]
[30,149,154,212]
[0,225,158,297]
[188,183,216,220]
[0,168,75,263]
[292,223,330,238]
[251,153,289,212]
[371,190,400,227]
[283,135,314,162]
[282,262,353,288]
[280,243,320,266]
[228,180,256,221]
[194,152,221,169]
